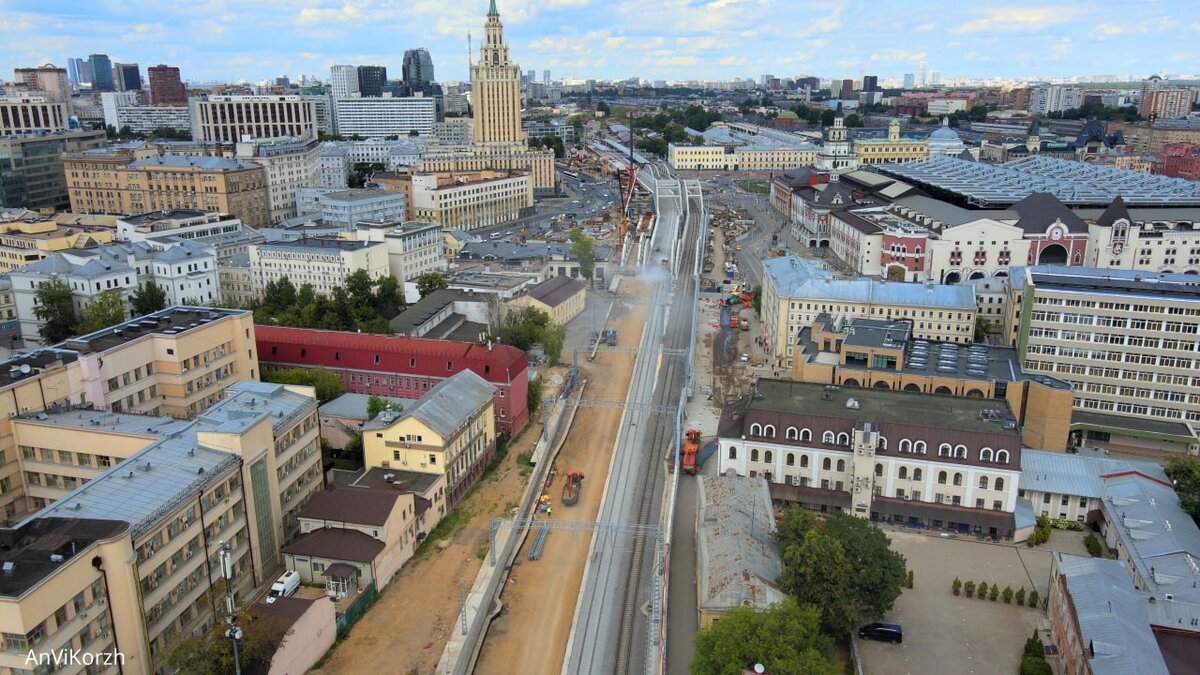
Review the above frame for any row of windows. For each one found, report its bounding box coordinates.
[744,424,1011,463]
[733,448,1009,490]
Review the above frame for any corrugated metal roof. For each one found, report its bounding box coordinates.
[763,256,976,310]
[363,369,493,437]
[1019,449,1168,499]
[696,475,787,613]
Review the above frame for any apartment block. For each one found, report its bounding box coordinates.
[234,136,320,224]
[0,380,319,671]
[63,149,270,227]
[1028,86,1084,116]
[102,101,193,136]
[363,370,496,507]
[717,379,1024,539]
[1010,266,1200,457]
[332,96,436,138]
[294,188,407,230]
[0,96,68,135]
[762,256,977,369]
[348,219,444,281]
[190,95,319,143]
[249,238,387,296]
[117,209,264,262]
[12,65,71,110]
[0,212,114,273]
[0,130,107,211]
[373,169,532,230]
[147,64,187,106]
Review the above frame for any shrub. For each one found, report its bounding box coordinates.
[1068,520,1085,531]
[964,580,976,597]
[977,581,989,599]
[1084,533,1103,557]
[1027,589,1040,608]
[1052,516,1070,530]
[1021,655,1053,675]
[1024,631,1043,657]
[906,570,914,589]
[1003,586,1014,603]
[1015,587,1027,606]
[989,584,1000,601]
[952,577,962,596]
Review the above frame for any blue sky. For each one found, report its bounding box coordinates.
[1,0,1197,84]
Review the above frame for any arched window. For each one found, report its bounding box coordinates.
[938,443,953,457]
[913,468,923,481]
[728,446,737,459]
[995,449,1010,464]
[822,431,835,444]
[937,471,947,484]
[800,428,812,442]
[979,476,989,490]
[837,459,846,472]
[764,450,773,464]
[898,439,912,453]
[914,441,927,454]
[801,455,809,468]
[822,457,832,471]
[899,466,908,480]
[954,444,968,459]
[749,423,762,436]
[751,448,759,462]
[786,426,798,440]
[763,424,776,438]
[980,447,994,462]
[953,473,963,486]
[877,436,888,450]
[874,463,883,476]
[836,432,850,446]
[786,453,795,466]
[995,477,1005,491]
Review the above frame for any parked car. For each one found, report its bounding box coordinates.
[267,570,300,604]
[858,622,902,644]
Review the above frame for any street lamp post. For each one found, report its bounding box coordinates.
[218,541,242,675]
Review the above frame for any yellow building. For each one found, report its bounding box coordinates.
[667,143,818,171]
[374,169,533,231]
[63,149,270,227]
[1,380,321,672]
[506,275,587,326]
[363,369,496,507]
[853,120,930,164]
[0,212,115,272]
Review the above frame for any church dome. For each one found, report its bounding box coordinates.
[927,117,966,155]
[929,117,960,141]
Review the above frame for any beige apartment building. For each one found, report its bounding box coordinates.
[0,95,68,134]
[762,256,977,369]
[363,370,496,507]
[190,95,319,143]
[63,149,270,227]
[1010,266,1200,457]
[0,379,320,672]
[853,120,930,164]
[667,143,818,171]
[347,219,444,282]
[249,238,388,296]
[375,169,532,230]
[0,213,114,272]
[0,307,261,524]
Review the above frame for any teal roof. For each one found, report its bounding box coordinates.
[763,256,976,310]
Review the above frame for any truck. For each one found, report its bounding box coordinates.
[603,327,617,346]
[729,313,740,330]
[267,570,299,604]
[561,471,584,505]
[681,429,702,475]
[725,262,737,280]
[740,309,751,331]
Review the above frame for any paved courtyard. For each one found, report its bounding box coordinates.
[858,530,1053,675]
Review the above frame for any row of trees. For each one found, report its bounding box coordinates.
[1166,455,1200,525]
[252,270,406,333]
[33,278,169,343]
[568,228,596,282]
[500,307,565,363]
[691,510,908,672]
[105,125,192,141]
[529,134,566,158]
[261,367,345,403]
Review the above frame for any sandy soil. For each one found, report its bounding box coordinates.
[474,282,650,675]
[310,408,545,675]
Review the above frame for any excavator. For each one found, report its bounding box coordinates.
[561,471,585,506]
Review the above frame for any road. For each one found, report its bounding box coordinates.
[563,167,706,674]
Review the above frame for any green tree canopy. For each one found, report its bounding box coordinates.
[33,277,77,344]
[500,306,565,363]
[820,109,836,127]
[569,229,597,281]
[130,280,168,316]
[416,272,449,299]
[821,514,908,620]
[366,394,402,421]
[165,603,287,675]
[843,113,864,128]
[1166,456,1200,525]
[78,290,127,334]
[690,599,838,675]
[262,367,345,403]
[778,528,860,637]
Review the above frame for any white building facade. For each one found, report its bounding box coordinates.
[234,136,321,224]
[333,96,436,138]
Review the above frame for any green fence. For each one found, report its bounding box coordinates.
[336,582,379,637]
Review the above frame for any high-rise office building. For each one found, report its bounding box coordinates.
[930,70,943,86]
[88,54,114,91]
[331,64,359,98]
[918,61,928,87]
[357,65,388,97]
[402,48,435,91]
[14,64,72,107]
[67,57,86,86]
[543,69,550,86]
[114,62,141,91]
[476,4,527,145]
[862,75,878,92]
[526,69,535,87]
[903,73,915,89]
[147,64,187,105]
[840,78,854,100]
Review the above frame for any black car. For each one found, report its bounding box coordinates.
[858,622,903,644]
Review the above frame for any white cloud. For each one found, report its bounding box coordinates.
[810,38,830,48]
[952,6,1082,34]
[869,49,926,63]
[1048,37,1072,59]
[914,22,936,32]
[719,56,748,66]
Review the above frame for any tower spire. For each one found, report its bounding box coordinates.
[488,0,498,16]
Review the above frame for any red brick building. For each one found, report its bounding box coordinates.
[1152,142,1200,181]
[256,327,530,435]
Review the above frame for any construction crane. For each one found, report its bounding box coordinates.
[616,111,637,260]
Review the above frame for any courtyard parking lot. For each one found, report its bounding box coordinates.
[858,530,1056,675]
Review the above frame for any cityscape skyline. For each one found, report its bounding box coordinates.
[2,0,1199,85]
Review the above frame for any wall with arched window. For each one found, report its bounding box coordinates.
[995,477,1005,491]
[763,424,776,438]
[980,447,994,462]
[749,423,762,436]
[822,457,832,470]
[801,455,810,468]
[914,441,927,454]
[979,476,989,490]
[953,472,963,486]
[954,444,968,459]
[874,463,883,476]
[800,428,812,442]
[764,450,773,464]
[836,432,850,446]
[898,466,908,479]
[899,439,912,453]
[751,448,759,462]
[786,453,795,466]
[937,471,947,484]
[786,426,798,440]
[822,431,835,444]
[995,449,1010,463]
[836,459,846,472]
[938,443,952,457]
[913,468,922,481]
[728,446,737,459]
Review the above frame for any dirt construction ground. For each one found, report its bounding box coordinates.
[310,401,550,674]
[474,280,650,675]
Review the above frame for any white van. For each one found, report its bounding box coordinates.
[267,570,300,603]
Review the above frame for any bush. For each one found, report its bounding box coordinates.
[906,570,914,589]
[1021,655,1053,675]
[964,580,976,598]
[1052,516,1070,530]
[1002,586,1014,603]
[1084,533,1103,557]
[952,577,962,596]
[1015,587,1027,606]
[1068,520,1085,531]
[977,581,989,599]
[1024,631,1043,657]
[989,584,1000,601]
[1027,589,1040,608]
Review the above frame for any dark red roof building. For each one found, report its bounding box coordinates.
[256,326,530,435]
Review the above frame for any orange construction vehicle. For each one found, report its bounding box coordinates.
[681,429,702,475]
[562,471,585,505]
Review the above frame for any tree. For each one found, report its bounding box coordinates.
[165,603,288,675]
[844,113,864,128]
[690,599,837,675]
[366,394,402,421]
[569,229,597,282]
[33,277,77,344]
[262,367,345,403]
[78,290,127,334]
[373,275,403,317]
[344,269,376,310]
[777,529,859,637]
[596,101,611,115]
[821,514,907,619]
[820,109,836,127]
[1165,455,1200,525]
[541,134,566,158]
[130,280,168,316]
[416,272,449,299]
[751,285,762,313]
[527,377,543,417]
[263,277,298,312]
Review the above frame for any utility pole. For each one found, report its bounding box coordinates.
[219,541,243,675]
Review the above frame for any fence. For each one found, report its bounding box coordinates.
[335,582,379,638]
